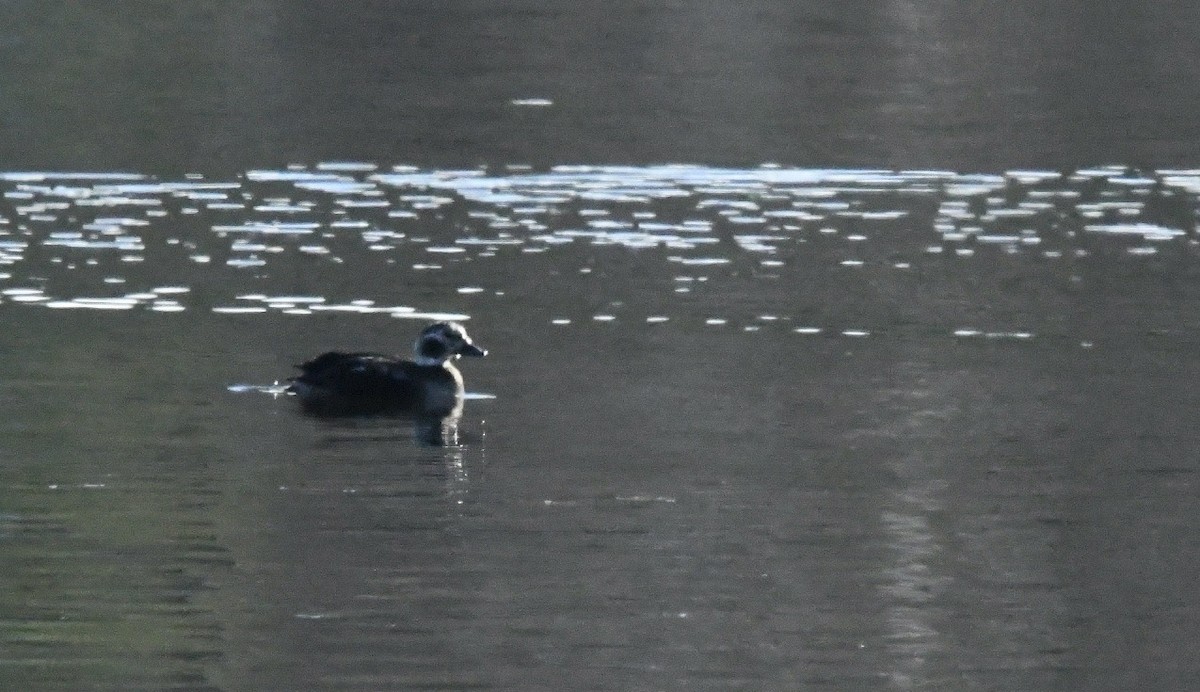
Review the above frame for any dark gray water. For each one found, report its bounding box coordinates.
[3,3,1200,691]
[5,2,1200,171]
[3,166,1199,690]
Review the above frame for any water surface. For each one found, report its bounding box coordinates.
[4,2,1200,171]
[1,166,1198,689]
[5,3,1200,689]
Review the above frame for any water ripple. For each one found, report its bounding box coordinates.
[0,165,1194,343]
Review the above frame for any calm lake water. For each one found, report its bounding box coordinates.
[2,166,1198,691]
[4,3,1200,691]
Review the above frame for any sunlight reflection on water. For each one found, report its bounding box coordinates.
[0,164,1195,345]
[2,164,1199,691]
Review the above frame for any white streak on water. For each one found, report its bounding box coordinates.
[1083,223,1184,240]
[213,222,319,234]
[213,306,268,314]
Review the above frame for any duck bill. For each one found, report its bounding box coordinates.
[458,342,487,358]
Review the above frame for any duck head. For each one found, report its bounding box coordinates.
[413,322,487,365]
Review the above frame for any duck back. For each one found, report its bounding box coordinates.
[288,351,463,416]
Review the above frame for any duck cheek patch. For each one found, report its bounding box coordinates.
[418,340,451,361]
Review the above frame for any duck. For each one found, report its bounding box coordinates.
[287,321,487,417]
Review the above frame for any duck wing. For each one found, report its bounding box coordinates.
[291,352,409,397]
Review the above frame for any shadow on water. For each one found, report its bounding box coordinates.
[301,408,475,449]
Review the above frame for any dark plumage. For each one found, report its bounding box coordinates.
[287,322,486,417]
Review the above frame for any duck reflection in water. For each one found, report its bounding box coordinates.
[286,322,487,445]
